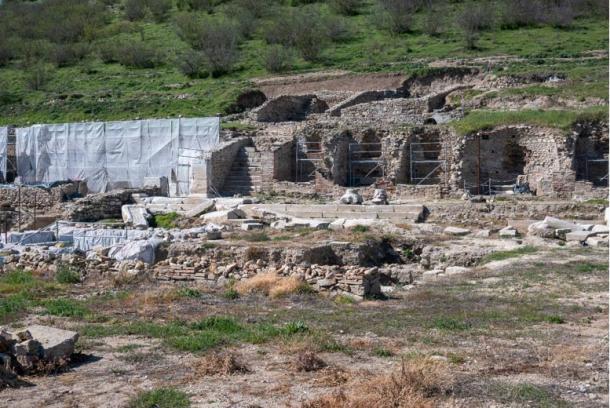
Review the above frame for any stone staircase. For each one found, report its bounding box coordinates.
[221,147,266,196]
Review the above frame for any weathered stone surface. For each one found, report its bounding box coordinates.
[121,205,150,228]
[443,226,471,236]
[565,230,594,242]
[445,266,471,275]
[241,222,264,231]
[339,189,363,205]
[371,189,388,205]
[499,226,518,237]
[475,229,491,238]
[184,200,215,218]
[586,236,609,247]
[203,209,246,223]
[592,224,609,234]
[26,325,79,361]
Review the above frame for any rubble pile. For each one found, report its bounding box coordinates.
[528,216,609,246]
[0,326,79,379]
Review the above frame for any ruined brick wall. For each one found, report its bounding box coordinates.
[63,187,158,222]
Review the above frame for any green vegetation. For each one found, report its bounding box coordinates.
[432,317,471,331]
[82,316,310,352]
[351,225,370,233]
[453,106,609,135]
[152,212,180,229]
[176,287,201,298]
[0,0,606,125]
[242,232,270,242]
[129,388,190,408]
[487,382,568,407]
[42,298,90,318]
[583,198,609,206]
[481,245,538,263]
[373,347,394,357]
[55,265,81,284]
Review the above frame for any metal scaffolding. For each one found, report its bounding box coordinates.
[586,158,609,186]
[295,140,323,182]
[348,142,384,187]
[409,141,446,185]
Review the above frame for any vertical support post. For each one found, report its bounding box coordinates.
[489,178,492,196]
[476,135,481,195]
[33,190,36,227]
[17,185,21,232]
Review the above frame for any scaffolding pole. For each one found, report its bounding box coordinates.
[348,143,384,187]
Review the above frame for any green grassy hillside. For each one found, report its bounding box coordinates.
[0,0,607,126]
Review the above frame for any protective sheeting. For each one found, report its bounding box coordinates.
[16,117,219,194]
[108,238,163,264]
[72,228,151,251]
[6,231,56,245]
[0,127,7,182]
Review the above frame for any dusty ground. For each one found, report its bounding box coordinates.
[0,240,607,408]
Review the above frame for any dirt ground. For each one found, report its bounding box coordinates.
[1,242,607,408]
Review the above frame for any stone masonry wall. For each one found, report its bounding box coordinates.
[199,137,251,194]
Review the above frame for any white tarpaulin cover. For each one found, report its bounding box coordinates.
[0,127,7,181]
[16,117,219,194]
[72,228,151,251]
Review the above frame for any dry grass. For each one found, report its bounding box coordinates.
[294,351,327,372]
[302,357,452,408]
[193,352,250,376]
[235,272,307,298]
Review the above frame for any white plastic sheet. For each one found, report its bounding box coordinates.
[0,127,7,181]
[16,117,219,194]
[72,228,151,251]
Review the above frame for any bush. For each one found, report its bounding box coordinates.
[499,0,544,29]
[116,41,163,68]
[177,16,241,76]
[374,0,421,34]
[422,9,444,37]
[456,2,494,49]
[323,14,353,42]
[177,0,216,12]
[264,7,328,61]
[50,43,89,67]
[25,63,55,91]
[148,0,173,22]
[179,50,208,78]
[263,45,295,73]
[56,265,81,284]
[124,0,148,21]
[329,0,364,15]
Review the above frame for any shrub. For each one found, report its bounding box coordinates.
[323,14,353,42]
[264,7,328,61]
[294,351,327,372]
[148,0,173,22]
[193,18,241,76]
[124,0,148,21]
[456,2,494,49]
[50,43,89,67]
[263,45,296,73]
[499,0,544,28]
[422,9,444,37]
[374,0,421,34]
[56,265,81,284]
[128,388,190,408]
[178,50,208,78]
[25,63,55,91]
[329,0,364,15]
[177,0,216,12]
[0,38,15,67]
[194,351,250,376]
[117,41,163,68]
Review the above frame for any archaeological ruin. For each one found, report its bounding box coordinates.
[0,68,607,299]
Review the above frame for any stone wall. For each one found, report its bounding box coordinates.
[272,141,294,181]
[153,240,388,298]
[63,188,158,222]
[200,137,251,194]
